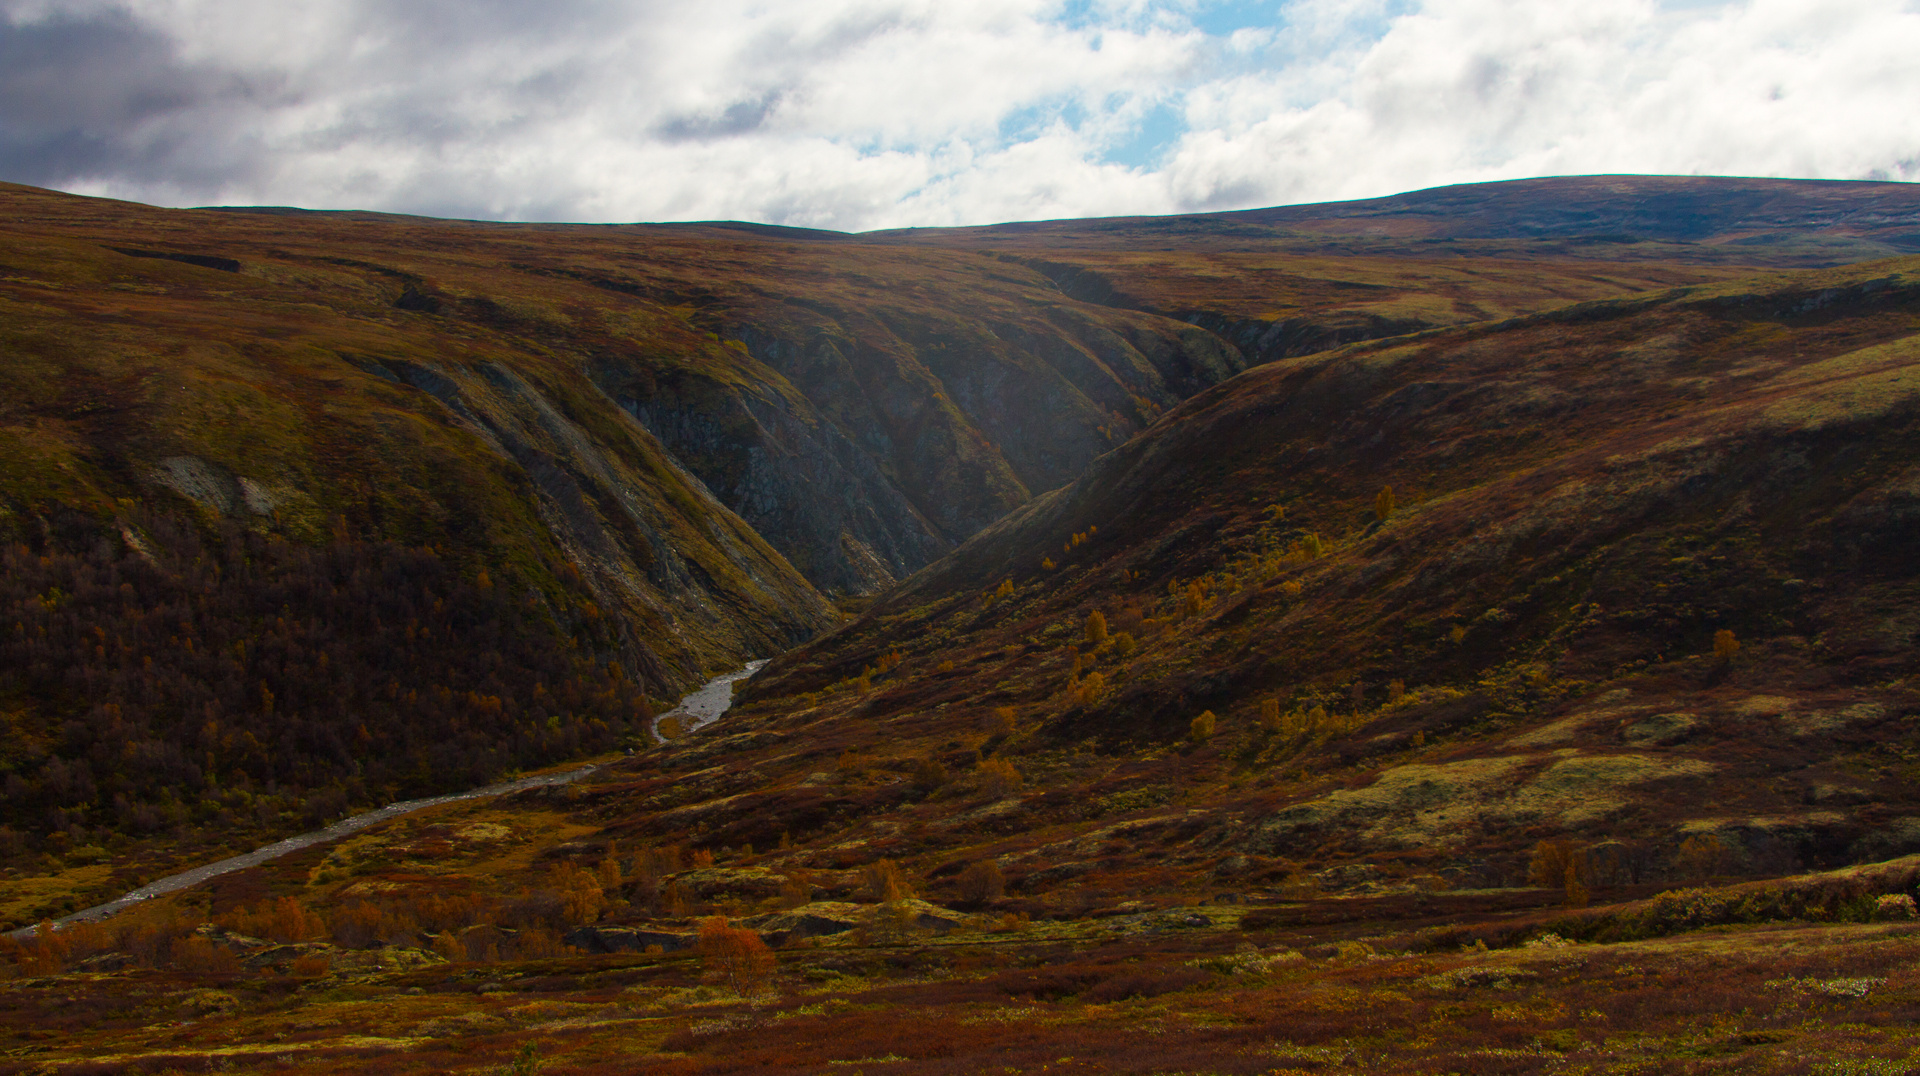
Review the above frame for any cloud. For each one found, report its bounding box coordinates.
[0,0,1914,228]
[1161,0,1920,209]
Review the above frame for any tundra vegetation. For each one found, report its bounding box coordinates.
[3,176,1920,1071]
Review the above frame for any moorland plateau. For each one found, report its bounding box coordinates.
[4,175,1920,1073]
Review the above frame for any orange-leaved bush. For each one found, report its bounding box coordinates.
[977,758,1022,797]
[698,916,774,993]
[862,859,913,903]
[1713,628,1740,661]
[1189,710,1217,743]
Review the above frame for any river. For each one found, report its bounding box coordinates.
[651,659,766,738]
[10,661,764,938]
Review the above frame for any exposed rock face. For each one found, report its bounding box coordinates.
[347,356,836,687]
[603,367,949,595]
[592,277,1245,595]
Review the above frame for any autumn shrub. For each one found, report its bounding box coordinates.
[460,925,507,962]
[595,853,623,892]
[332,902,415,948]
[173,935,242,976]
[1375,485,1396,521]
[629,845,684,910]
[414,891,492,933]
[911,755,949,794]
[224,897,327,942]
[977,758,1022,797]
[1110,632,1136,658]
[1272,704,1333,739]
[661,880,699,918]
[1528,840,1593,906]
[1875,893,1917,920]
[288,953,331,978]
[547,861,607,925]
[1074,671,1107,706]
[698,916,775,993]
[1258,697,1283,732]
[4,923,65,976]
[114,917,191,968]
[1182,582,1206,618]
[863,859,913,902]
[508,927,573,960]
[1188,710,1217,744]
[957,861,1005,907]
[1713,628,1740,660]
[1084,611,1108,646]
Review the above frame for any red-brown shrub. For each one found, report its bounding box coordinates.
[698,916,775,993]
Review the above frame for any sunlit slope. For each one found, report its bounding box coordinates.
[737,256,1920,877]
[876,175,1920,360]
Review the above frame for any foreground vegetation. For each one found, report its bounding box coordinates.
[6,787,1920,1074]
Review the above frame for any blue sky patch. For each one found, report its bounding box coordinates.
[1102,100,1188,168]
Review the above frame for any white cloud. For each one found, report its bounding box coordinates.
[2,0,1916,228]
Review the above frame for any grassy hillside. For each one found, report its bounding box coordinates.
[6,178,1920,1072]
[879,175,1920,362]
[6,250,1920,1071]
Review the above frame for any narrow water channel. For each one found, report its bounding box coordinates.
[650,659,766,738]
[12,661,764,937]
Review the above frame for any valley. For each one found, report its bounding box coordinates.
[3,175,1920,1073]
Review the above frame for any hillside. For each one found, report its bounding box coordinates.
[881,175,1920,362]
[737,254,1920,886]
[4,248,1917,1075]
[6,178,1920,1073]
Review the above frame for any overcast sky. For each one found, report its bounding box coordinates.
[2,0,1916,230]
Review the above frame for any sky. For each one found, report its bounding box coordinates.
[1,0,1917,230]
